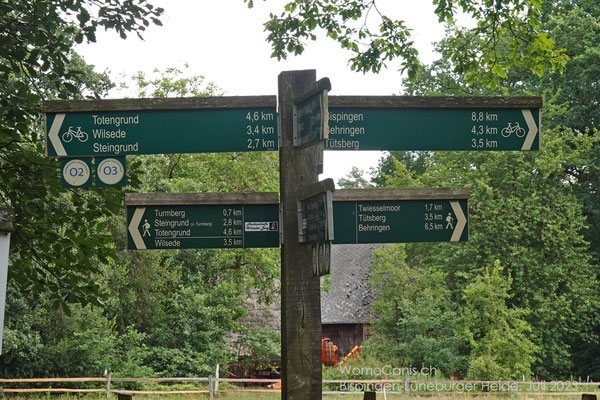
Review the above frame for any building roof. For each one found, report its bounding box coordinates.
[233,243,381,342]
[321,243,382,324]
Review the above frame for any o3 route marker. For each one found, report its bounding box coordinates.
[44,96,277,157]
[326,96,541,151]
[96,156,126,187]
[332,188,469,243]
[125,192,279,250]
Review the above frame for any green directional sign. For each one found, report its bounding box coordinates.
[332,188,469,243]
[45,95,543,157]
[44,96,278,157]
[125,193,279,250]
[326,96,542,151]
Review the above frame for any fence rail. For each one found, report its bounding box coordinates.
[1,376,599,398]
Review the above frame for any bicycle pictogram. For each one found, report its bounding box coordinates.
[501,122,526,138]
[62,126,89,143]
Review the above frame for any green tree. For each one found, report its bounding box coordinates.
[368,128,598,379]
[372,151,431,187]
[337,166,372,188]
[1,0,163,307]
[390,0,600,378]
[364,244,467,376]
[245,0,568,85]
[423,129,598,378]
[462,261,537,380]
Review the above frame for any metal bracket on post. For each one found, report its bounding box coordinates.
[277,112,282,149]
[292,78,331,148]
[297,178,335,244]
[297,200,306,243]
[298,179,334,276]
[278,202,284,245]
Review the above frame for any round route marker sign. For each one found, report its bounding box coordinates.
[97,157,125,185]
[62,159,91,187]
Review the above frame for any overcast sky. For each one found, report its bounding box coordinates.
[77,1,447,184]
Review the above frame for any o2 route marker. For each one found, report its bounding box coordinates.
[326,96,541,151]
[44,96,277,157]
[332,188,469,243]
[125,192,279,250]
[61,158,92,188]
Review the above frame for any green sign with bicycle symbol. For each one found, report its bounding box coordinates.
[45,106,278,157]
[325,107,540,151]
[45,97,541,156]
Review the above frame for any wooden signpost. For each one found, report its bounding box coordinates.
[42,70,542,400]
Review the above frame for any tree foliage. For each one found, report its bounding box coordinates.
[1,0,163,307]
[364,244,467,376]
[337,166,373,188]
[365,0,600,379]
[368,129,599,379]
[1,66,281,378]
[245,0,568,84]
[462,261,537,380]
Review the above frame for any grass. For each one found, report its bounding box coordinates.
[1,392,595,400]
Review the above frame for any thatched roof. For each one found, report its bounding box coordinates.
[321,244,381,324]
[236,243,380,331]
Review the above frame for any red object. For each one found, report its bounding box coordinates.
[322,338,339,366]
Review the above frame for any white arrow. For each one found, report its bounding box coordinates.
[450,201,467,242]
[521,109,539,151]
[48,113,67,156]
[128,207,147,250]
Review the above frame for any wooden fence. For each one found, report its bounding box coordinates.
[1,376,599,398]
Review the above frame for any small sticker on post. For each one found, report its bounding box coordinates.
[245,221,278,232]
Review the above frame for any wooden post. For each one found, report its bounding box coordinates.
[0,206,14,356]
[279,70,323,399]
[214,364,219,393]
[363,391,377,400]
[106,374,111,399]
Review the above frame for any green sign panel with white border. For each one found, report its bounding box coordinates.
[325,96,541,151]
[45,97,278,157]
[332,188,469,243]
[125,193,279,250]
